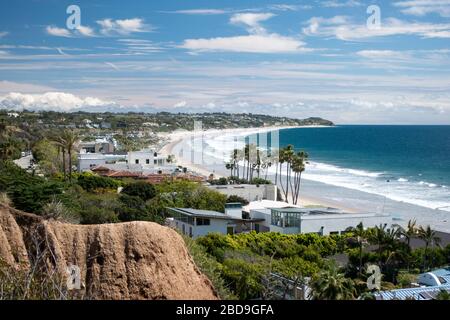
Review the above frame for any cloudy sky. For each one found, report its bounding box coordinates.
[0,0,449,124]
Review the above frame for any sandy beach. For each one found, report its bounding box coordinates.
[158,125,358,212]
[158,126,450,233]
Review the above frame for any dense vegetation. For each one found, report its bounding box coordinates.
[0,160,227,224]
[191,227,450,300]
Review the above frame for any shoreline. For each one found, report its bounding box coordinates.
[158,126,450,232]
[158,125,358,212]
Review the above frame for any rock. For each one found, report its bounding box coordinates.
[0,204,217,300]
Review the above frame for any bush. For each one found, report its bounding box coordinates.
[121,181,156,201]
[227,195,249,205]
[76,173,120,192]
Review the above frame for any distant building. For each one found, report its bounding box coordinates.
[167,204,263,239]
[128,150,166,166]
[249,206,391,235]
[79,139,115,154]
[77,153,126,172]
[207,184,277,201]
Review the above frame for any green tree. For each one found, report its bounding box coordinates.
[418,225,441,271]
[309,262,356,300]
[121,181,157,201]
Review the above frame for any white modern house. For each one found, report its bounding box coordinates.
[127,149,166,166]
[77,149,166,172]
[77,153,127,172]
[249,205,391,235]
[167,203,263,239]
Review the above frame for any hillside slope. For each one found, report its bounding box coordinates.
[0,204,217,300]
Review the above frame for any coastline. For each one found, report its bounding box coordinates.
[158,125,450,232]
[158,125,358,211]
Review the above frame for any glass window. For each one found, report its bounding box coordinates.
[146,159,150,164]
[135,159,139,164]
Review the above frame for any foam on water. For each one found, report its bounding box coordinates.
[186,131,450,213]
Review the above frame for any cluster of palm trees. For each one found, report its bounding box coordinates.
[349,220,441,278]
[225,144,309,205]
[49,130,80,181]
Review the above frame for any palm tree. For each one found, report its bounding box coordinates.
[369,224,390,266]
[397,220,418,271]
[418,225,441,271]
[50,130,79,181]
[310,262,356,300]
[291,150,308,205]
[348,222,367,276]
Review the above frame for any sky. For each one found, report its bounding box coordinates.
[0,0,449,124]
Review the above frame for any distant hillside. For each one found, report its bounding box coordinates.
[0,110,334,132]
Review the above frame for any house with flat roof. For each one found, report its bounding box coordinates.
[250,207,391,235]
[207,184,277,202]
[167,204,263,239]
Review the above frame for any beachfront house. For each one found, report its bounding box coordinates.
[249,206,391,235]
[77,149,166,172]
[166,203,263,239]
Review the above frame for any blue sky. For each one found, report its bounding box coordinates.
[0,0,449,124]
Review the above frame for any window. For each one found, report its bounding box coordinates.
[154,159,157,164]
[135,159,139,164]
[182,224,185,234]
[154,152,157,157]
[189,227,193,238]
[146,159,150,164]
[196,218,210,226]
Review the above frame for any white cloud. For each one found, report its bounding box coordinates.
[46,26,71,37]
[356,50,411,60]
[320,0,363,7]
[303,16,450,40]
[268,4,312,11]
[0,92,115,112]
[181,13,307,53]
[393,0,450,17]
[97,18,151,35]
[76,25,95,37]
[181,34,306,53]
[173,100,187,108]
[172,9,226,15]
[0,31,8,38]
[230,13,275,34]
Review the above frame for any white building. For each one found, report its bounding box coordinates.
[77,153,126,172]
[127,150,166,166]
[167,204,263,239]
[249,206,391,235]
[77,149,166,172]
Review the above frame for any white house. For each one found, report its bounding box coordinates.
[127,149,166,166]
[167,204,263,239]
[250,206,392,235]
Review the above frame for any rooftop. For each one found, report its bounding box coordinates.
[375,284,450,300]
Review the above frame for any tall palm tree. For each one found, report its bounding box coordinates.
[49,130,79,181]
[418,225,441,271]
[291,150,308,205]
[310,262,356,300]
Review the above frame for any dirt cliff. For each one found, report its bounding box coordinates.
[0,204,217,300]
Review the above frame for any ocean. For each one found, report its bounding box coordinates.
[172,125,450,231]
[274,125,450,212]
